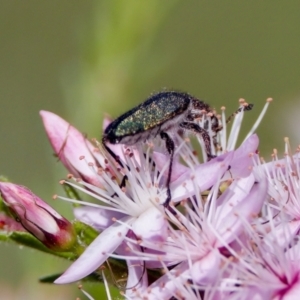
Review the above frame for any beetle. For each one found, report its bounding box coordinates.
[102,91,224,208]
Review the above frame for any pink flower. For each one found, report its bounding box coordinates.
[133,173,268,299]
[54,146,172,284]
[53,123,236,285]
[44,98,273,297]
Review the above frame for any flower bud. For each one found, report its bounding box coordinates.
[0,182,76,251]
[40,110,104,187]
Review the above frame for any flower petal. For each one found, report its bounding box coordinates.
[268,219,300,248]
[132,207,167,243]
[190,250,221,284]
[153,151,187,182]
[171,152,234,202]
[229,134,259,178]
[40,110,103,186]
[215,174,268,245]
[125,258,148,297]
[275,282,300,300]
[73,206,126,231]
[138,261,189,300]
[55,218,131,284]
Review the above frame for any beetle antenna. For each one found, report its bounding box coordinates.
[226,103,253,124]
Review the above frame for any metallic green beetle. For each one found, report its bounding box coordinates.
[102,91,220,208]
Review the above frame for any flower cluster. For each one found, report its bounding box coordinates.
[3,98,300,299]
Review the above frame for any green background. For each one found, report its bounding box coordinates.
[1,1,299,299]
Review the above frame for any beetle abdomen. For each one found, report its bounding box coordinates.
[104,91,192,144]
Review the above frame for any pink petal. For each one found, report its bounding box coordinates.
[153,151,187,182]
[269,219,300,248]
[0,182,62,223]
[55,218,131,284]
[229,134,259,178]
[215,174,268,245]
[285,240,300,260]
[215,173,255,214]
[190,250,221,284]
[219,288,271,300]
[132,207,168,243]
[274,281,300,300]
[40,111,103,186]
[102,115,113,131]
[125,258,148,297]
[116,242,148,295]
[115,242,149,297]
[139,261,190,300]
[73,206,126,231]
[171,152,234,202]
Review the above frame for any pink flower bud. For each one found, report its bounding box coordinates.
[40,110,105,187]
[0,182,76,251]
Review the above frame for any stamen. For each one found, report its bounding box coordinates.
[244,98,273,141]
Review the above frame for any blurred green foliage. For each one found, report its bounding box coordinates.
[1,1,300,299]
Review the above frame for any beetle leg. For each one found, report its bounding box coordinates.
[179,122,215,160]
[102,137,129,198]
[110,175,128,198]
[160,131,175,208]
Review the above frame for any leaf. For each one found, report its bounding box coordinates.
[73,220,100,248]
